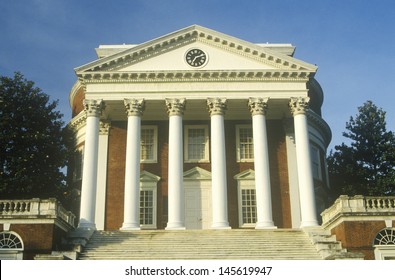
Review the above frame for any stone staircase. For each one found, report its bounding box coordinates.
[78,229,326,260]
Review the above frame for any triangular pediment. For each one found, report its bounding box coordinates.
[234,169,255,180]
[183,167,211,180]
[75,25,317,82]
[140,170,160,182]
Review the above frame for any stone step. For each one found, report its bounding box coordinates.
[78,229,324,260]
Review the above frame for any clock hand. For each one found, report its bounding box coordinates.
[192,54,204,63]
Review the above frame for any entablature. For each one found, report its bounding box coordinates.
[77,69,312,84]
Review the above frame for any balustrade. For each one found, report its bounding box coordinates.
[321,195,395,228]
[0,200,32,214]
[365,197,395,210]
[0,198,75,228]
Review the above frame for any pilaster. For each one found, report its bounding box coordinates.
[96,120,111,230]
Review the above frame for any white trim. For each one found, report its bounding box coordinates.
[0,231,24,260]
[184,125,210,163]
[139,187,157,230]
[140,125,158,163]
[236,178,257,228]
[234,170,257,228]
[139,171,160,229]
[236,124,254,162]
[374,245,395,260]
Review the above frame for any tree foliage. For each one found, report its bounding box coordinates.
[327,100,395,197]
[0,72,73,200]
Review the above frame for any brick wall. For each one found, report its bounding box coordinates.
[105,121,127,229]
[104,119,292,230]
[268,120,291,228]
[71,87,85,117]
[330,220,387,260]
[0,224,55,259]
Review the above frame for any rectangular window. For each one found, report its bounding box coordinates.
[140,190,154,225]
[73,148,83,181]
[241,189,257,224]
[311,145,322,180]
[236,125,254,162]
[140,126,157,163]
[184,125,209,162]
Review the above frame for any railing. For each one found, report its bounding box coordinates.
[365,197,395,210]
[321,195,395,227]
[0,198,76,228]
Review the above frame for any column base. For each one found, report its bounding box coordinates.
[211,222,231,230]
[166,222,186,230]
[165,227,186,230]
[120,222,141,231]
[300,220,319,228]
[255,222,277,230]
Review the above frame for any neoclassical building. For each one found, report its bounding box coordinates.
[68,25,331,231]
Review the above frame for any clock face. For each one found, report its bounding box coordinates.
[185,48,207,67]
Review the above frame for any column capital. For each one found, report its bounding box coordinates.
[124,99,145,116]
[248,97,269,116]
[99,120,111,135]
[289,97,310,116]
[83,99,104,117]
[165,98,186,116]
[207,98,227,116]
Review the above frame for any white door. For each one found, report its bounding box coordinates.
[184,182,212,229]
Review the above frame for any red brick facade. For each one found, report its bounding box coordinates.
[0,223,69,260]
[102,119,293,230]
[330,221,389,260]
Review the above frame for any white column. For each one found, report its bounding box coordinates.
[79,99,103,229]
[121,99,145,230]
[165,99,186,230]
[248,98,276,229]
[207,98,231,229]
[289,97,318,227]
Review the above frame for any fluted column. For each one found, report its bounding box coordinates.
[79,99,104,229]
[121,99,145,230]
[248,98,276,229]
[207,98,231,229]
[165,98,186,230]
[289,97,318,227]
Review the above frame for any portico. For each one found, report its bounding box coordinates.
[69,25,331,232]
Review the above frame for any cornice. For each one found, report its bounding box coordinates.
[77,69,312,84]
[75,25,317,75]
[68,111,86,131]
[307,109,332,147]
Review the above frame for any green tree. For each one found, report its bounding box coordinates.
[0,72,73,201]
[327,100,395,198]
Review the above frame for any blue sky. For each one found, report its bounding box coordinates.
[1,0,395,151]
